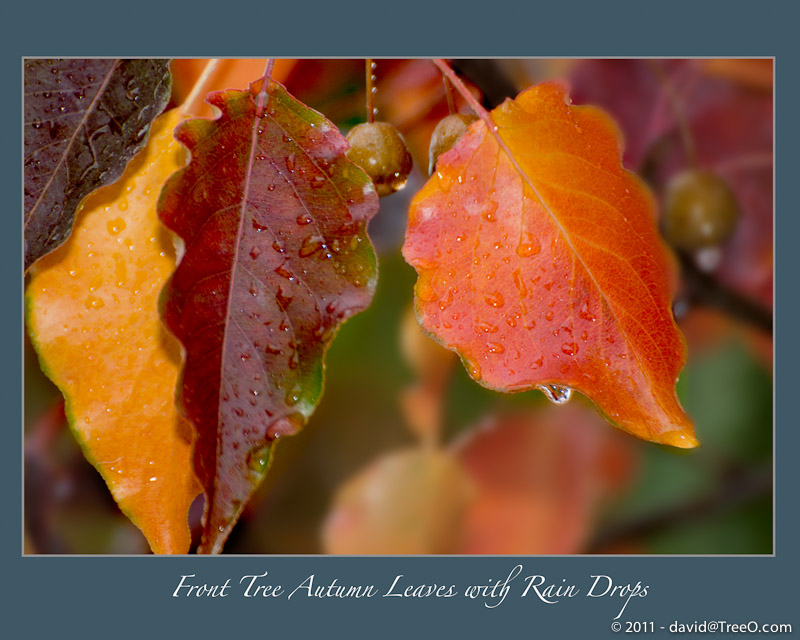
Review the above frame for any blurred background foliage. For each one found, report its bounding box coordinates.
[24,58,773,554]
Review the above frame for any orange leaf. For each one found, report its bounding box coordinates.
[403,81,696,447]
[452,406,635,554]
[26,109,200,554]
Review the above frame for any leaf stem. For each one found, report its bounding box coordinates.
[254,59,275,117]
[366,59,376,123]
[433,59,491,122]
[263,58,275,82]
[443,75,456,115]
[181,58,222,118]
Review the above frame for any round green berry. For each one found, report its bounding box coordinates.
[346,122,413,198]
[662,168,740,250]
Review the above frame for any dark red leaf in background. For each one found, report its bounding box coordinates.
[569,59,773,309]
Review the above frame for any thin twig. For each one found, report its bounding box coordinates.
[678,252,773,336]
[646,59,698,167]
[366,58,376,123]
[443,75,456,115]
[587,465,772,552]
[433,59,491,122]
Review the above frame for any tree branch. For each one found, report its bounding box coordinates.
[587,465,772,552]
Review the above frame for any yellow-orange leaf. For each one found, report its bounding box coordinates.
[323,449,473,554]
[26,109,200,554]
[404,81,696,447]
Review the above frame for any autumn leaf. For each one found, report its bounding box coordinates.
[26,109,200,554]
[323,449,473,554]
[24,59,171,271]
[403,80,696,447]
[159,77,380,553]
[453,406,634,554]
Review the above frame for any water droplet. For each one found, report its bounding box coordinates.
[512,269,528,298]
[284,385,302,406]
[125,78,140,101]
[274,264,295,281]
[578,302,596,322]
[463,356,482,381]
[107,218,126,235]
[285,154,296,172]
[487,342,505,354]
[252,219,268,232]
[482,201,498,222]
[84,295,105,310]
[299,234,325,257]
[296,215,313,226]
[310,175,326,189]
[517,232,541,257]
[537,384,572,405]
[545,310,554,322]
[561,342,578,356]
[276,287,293,309]
[484,291,505,308]
[478,321,498,334]
[247,445,271,473]
[249,246,262,259]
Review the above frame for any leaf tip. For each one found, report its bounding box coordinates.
[658,427,700,449]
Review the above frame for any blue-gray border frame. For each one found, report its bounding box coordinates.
[5,1,794,637]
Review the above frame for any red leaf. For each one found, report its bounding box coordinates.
[403,81,696,447]
[453,406,634,554]
[159,78,379,552]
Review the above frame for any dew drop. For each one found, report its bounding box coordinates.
[284,385,301,406]
[487,342,505,354]
[274,264,295,282]
[285,154,296,172]
[517,232,541,258]
[276,287,293,309]
[463,356,482,381]
[299,234,325,257]
[578,302,596,322]
[249,246,262,259]
[561,342,578,356]
[482,201,498,222]
[537,384,573,405]
[296,215,313,226]
[484,291,505,308]
[252,219,269,232]
[107,218,126,235]
[478,321,498,334]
